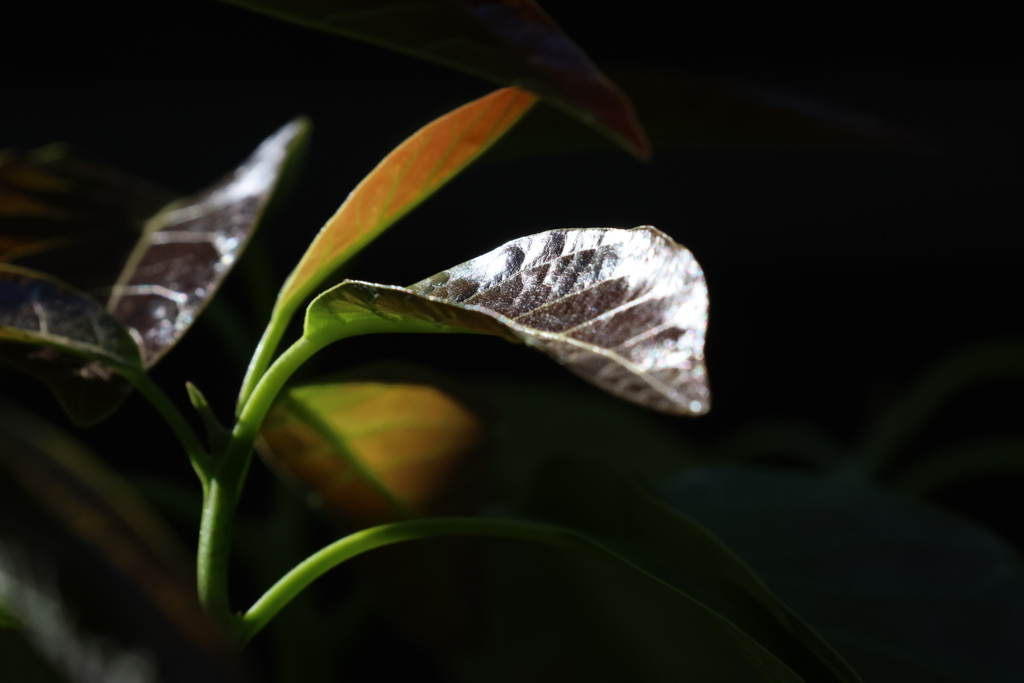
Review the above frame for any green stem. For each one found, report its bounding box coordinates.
[197,334,333,628]
[239,517,593,642]
[125,371,211,489]
[236,297,298,416]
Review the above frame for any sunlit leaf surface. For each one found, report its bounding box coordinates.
[220,0,648,158]
[278,87,536,310]
[455,456,860,682]
[108,118,309,367]
[0,144,176,296]
[0,400,242,682]
[260,377,487,528]
[307,226,710,416]
[662,468,1024,683]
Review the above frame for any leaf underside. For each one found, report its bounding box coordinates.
[308,226,710,416]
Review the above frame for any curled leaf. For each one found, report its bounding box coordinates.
[307,226,710,416]
[108,118,309,367]
[259,377,488,528]
[220,0,649,158]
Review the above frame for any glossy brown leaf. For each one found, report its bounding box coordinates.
[307,226,710,416]
[277,87,536,312]
[0,265,142,425]
[220,0,649,158]
[0,120,307,424]
[259,378,487,528]
[0,144,176,296]
[108,118,309,367]
[0,265,141,370]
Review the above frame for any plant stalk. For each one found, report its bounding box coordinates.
[125,370,211,489]
[239,517,593,642]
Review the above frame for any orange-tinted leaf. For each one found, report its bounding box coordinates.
[259,378,487,528]
[278,87,536,311]
[220,0,648,158]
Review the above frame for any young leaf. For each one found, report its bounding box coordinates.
[219,0,649,159]
[107,118,309,367]
[0,399,243,681]
[306,226,710,416]
[259,377,488,528]
[278,87,536,312]
[661,468,1024,683]
[257,367,492,652]
[0,144,177,296]
[239,88,535,409]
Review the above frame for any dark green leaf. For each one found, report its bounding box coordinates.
[478,377,702,503]
[219,0,649,158]
[458,457,861,682]
[0,399,243,681]
[660,468,1024,683]
[306,226,710,416]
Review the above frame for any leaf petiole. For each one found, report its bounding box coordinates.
[123,369,211,490]
[239,517,595,643]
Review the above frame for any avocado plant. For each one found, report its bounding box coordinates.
[2,3,1022,683]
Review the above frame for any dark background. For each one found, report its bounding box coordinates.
[4,1,1022,677]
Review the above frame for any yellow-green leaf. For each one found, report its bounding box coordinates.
[259,378,487,528]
